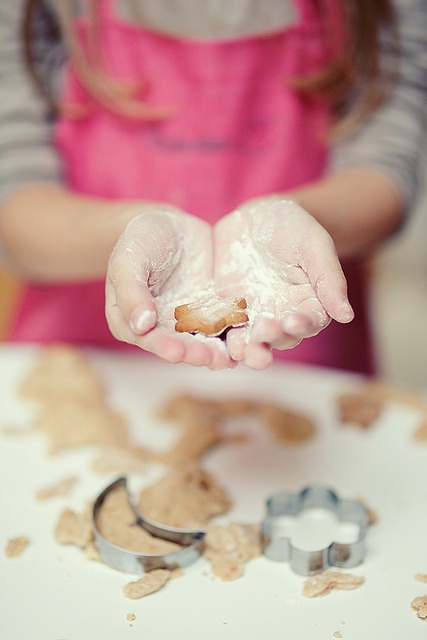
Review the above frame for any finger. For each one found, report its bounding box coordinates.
[106,275,184,361]
[106,270,157,337]
[108,295,235,368]
[205,340,239,370]
[134,327,188,363]
[129,304,158,335]
[244,341,274,370]
[224,326,249,362]
[249,317,301,351]
[136,328,237,368]
[107,213,183,333]
[137,328,211,365]
[281,304,330,339]
[243,317,299,370]
[109,309,211,365]
[227,315,305,367]
[301,233,354,323]
[105,280,165,344]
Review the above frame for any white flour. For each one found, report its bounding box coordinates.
[219,227,300,328]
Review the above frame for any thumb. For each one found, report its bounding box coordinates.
[107,212,183,333]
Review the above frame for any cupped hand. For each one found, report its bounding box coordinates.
[214,197,354,369]
[105,208,235,369]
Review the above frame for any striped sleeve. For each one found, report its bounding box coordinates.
[0,1,64,210]
[329,0,427,215]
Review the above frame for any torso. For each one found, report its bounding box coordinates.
[11,0,375,374]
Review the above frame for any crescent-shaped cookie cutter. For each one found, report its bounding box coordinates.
[261,485,369,576]
[92,477,205,573]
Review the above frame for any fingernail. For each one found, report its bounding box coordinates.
[130,307,157,334]
[281,314,301,332]
[341,299,355,321]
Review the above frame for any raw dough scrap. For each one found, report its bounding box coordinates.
[337,392,384,428]
[54,507,94,548]
[204,522,261,581]
[35,475,78,500]
[338,381,427,440]
[412,595,427,619]
[302,571,365,598]
[261,404,316,443]
[123,569,172,599]
[19,343,105,404]
[157,393,316,454]
[35,398,128,454]
[18,344,129,456]
[4,536,29,558]
[96,485,182,555]
[137,462,232,528]
[17,346,315,473]
[154,394,230,466]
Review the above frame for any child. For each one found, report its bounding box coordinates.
[0,1,425,371]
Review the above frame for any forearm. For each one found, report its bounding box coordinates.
[286,168,403,259]
[0,183,143,282]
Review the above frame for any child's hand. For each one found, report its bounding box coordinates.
[214,197,354,369]
[105,209,235,369]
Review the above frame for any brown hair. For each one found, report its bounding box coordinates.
[22,0,397,133]
[295,0,398,135]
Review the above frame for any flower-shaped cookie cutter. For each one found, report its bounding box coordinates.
[261,485,369,576]
[92,477,205,573]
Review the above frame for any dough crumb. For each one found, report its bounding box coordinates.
[54,507,93,548]
[137,462,231,528]
[412,595,427,619]
[302,571,364,598]
[332,633,343,639]
[261,404,315,443]
[35,475,78,500]
[340,381,427,441]
[414,421,427,441]
[96,485,181,555]
[84,542,101,561]
[416,574,427,583]
[126,613,136,625]
[91,447,148,475]
[337,392,384,428]
[204,522,261,581]
[123,569,172,599]
[355,497,378,526]
[5,536,29,558]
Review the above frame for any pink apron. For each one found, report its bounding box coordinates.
[10,0,374,374]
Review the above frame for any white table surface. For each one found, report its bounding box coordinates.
[1,344,427,640]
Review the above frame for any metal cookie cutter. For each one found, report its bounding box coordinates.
[92,477,205,573]
[261,485,369,576]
